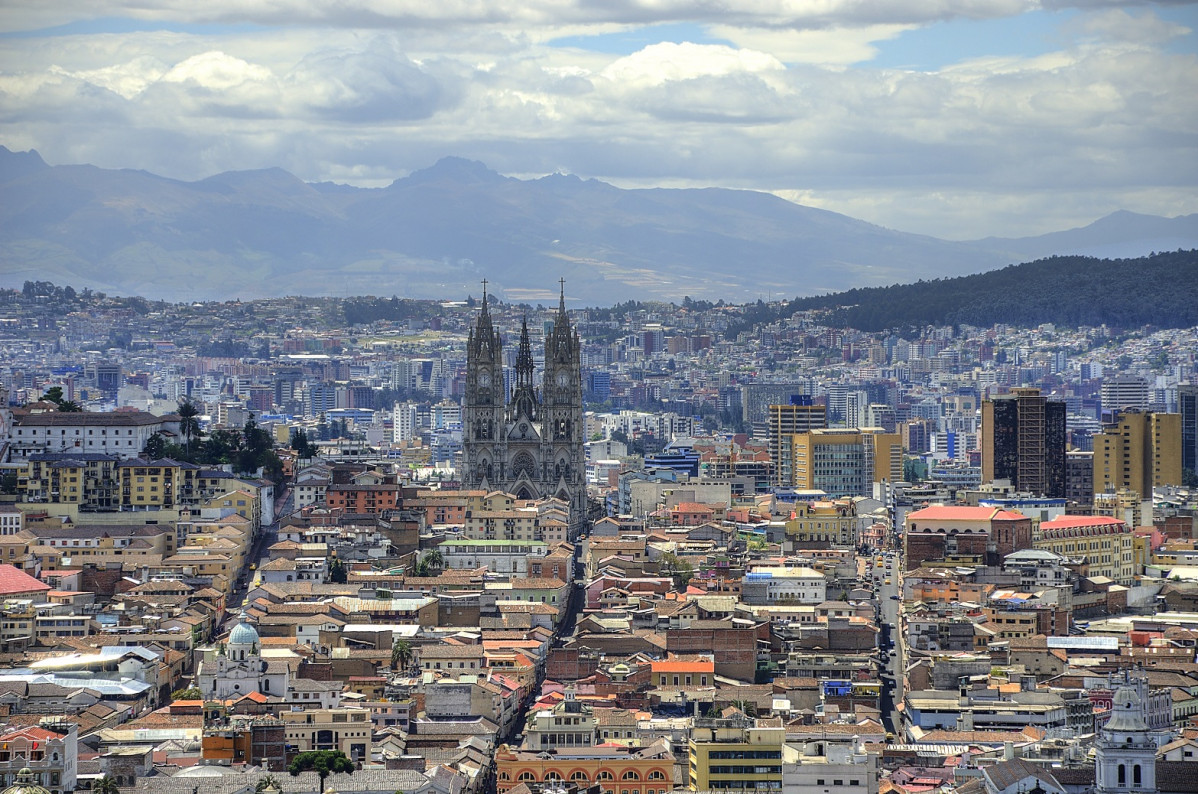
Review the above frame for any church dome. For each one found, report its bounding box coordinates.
[2,769,51,794]
[1105,685,1148,732]
[228,612,260,646]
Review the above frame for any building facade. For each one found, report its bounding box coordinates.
[1180,384,1198,475]
[462,283,587,537]
[981,388,1066,497]
[1093,409,1182,496]
[767,398,827,487]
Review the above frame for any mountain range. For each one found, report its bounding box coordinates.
[2,146,1195,305]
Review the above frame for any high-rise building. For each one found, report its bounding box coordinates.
[1180,384,1198,475]
[742,383,810,428]
[462,282,587,536]
[862,428,903,485]
[767,397,827,486]
[1101,376,1149,415]
[392,402,418,442]
[1066,449,1094,507]
[786,429,867,497]
[981,388,1067,497]
[1093,409,1182,496]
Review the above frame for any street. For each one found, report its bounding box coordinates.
[871,552,904,738]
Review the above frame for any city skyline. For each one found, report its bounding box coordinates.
[1,1,1196,241]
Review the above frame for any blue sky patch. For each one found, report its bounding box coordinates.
[549,22,733,54]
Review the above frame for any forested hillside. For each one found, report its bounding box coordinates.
[774,250,1198,333]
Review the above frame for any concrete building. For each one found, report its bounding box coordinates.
[981,388,1067,497]
[741,566,827,605]
[1101,376,1150,414]
[280,707,372,761]
[785,430,867,497]
[1035,515,1135,584]
[1180,384,1198,475]
[782,737,877,794]
[1066,449,1095,506]
[7,411,178,461]
[687,714,785,792]
[1093,409,1183,496]
[767,398,827,487]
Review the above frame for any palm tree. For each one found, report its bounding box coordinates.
[94,775,120,794]
[391,638,413,672]
[288,750,354,792]
[177,398,202,454]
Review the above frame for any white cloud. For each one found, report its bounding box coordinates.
[600,42,785,86]
[0,2,1195,238]
[1071,7,1192,45]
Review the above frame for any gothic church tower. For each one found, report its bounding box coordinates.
[463,280,587,537]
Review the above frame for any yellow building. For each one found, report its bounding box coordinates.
[688,713,785,792]
[204,489,260,532]
[1093,410,1182,496]
[1094,488,1145,528]
[861,428,903,485]
[118,458,194,509]
[981,607,1039,640]
[785,430,867,497]
[785,499,858,546]
[280,707,372,761]
[17,455,119,509]
[1034,515,1135,584]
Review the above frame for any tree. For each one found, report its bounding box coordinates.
[171,686,203,700]
[391,638,413,672]
[142,433,168,460]
[288,750,354,792]
[291,429,318,459]
[659,552,694,590]
[38,386,82,412]
[94,775,120,794]
[414,549,443,577]
[327,558,348,584]
[177,399,202,454]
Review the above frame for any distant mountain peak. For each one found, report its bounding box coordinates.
[0,145,50,183]
[401,156,507,186]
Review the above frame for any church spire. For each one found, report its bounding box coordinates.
[470,278,499,362]
[546,277,576,366]
[509,315,538,421]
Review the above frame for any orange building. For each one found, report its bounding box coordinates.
[906,577,996,605]
[324,483,399,513]
[405,489,489,525]
[649,658,714,689]
[495,739,674,794]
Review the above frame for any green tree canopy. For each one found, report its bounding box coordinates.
[288,750,354,791]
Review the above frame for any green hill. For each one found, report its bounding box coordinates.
[774,250,1198,333]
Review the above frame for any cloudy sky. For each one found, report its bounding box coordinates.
[1,0,1195,239]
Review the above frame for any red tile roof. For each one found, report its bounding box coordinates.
[0,565,51,596]
[907,506,1026,522]
[1041,515,1126,529]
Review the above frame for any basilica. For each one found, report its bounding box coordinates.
[462,280,587,539]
